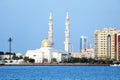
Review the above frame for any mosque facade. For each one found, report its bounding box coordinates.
[25,12,71,63]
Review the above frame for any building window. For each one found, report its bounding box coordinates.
[33,55,36,56]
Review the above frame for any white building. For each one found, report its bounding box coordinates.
[25,13,69,63]
[72,49,94,59]
[16,53,23,57]
[3,54,13,59]
[26,39,66,63]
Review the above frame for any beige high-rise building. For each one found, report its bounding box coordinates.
[94,28,120,60]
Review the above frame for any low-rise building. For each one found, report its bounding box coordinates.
[26,39,68,63]
[72,49,94,59]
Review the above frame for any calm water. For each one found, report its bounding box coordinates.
[0,66,120,80]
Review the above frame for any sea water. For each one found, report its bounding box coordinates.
[0,66,120,80]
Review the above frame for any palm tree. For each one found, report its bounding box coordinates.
[8,37,12,60]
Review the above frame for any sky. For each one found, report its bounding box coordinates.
[0,0,120,54]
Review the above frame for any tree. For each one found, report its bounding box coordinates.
[12,56,19,60]
[80,57,88,63]
[71,57,80,63]
[12,53,16,60]
[4,58,8,60]
[23,57,35,63]
[29,58,35,63]
[105,58,112,64]
[43,58,48,63]
[19,56,23,59]
[98,59,105,64]
[51,58,57,63]
[88,58,95,64]
[23,57,29,62]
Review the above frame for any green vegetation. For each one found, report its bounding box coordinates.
[29,58,35,63]
[3,58,8,60]
[23,57,29,62]
[43,58,48,63]
[51,58,57,63]
[66,57,119,64]
[12,56,23,60]
[23,57,35,63]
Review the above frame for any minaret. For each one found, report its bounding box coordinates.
[64,12,71,52]
[48,12,53,46]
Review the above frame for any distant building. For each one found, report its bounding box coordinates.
[0,52,4,60]
[72,49,94,59]
[0,51,14,60]
[80,36,87,52]
[4,53,13,60]
[114,32,120,61]
[86,42,92,49]
[94,28,120,61]
[16,53,23,57]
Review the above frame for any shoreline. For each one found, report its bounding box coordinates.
[4,63,110,66]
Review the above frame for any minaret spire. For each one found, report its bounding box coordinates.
[64,12,71,52]
[49,12,52,19]
[48,12,53,46]
[66,12,69,19]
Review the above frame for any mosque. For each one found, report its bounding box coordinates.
[25,12,71,63]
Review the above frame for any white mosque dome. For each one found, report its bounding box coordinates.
[41,39,52,47]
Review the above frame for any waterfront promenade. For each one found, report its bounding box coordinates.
[4,63,109,66]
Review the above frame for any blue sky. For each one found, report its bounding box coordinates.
[0,0,120,54]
